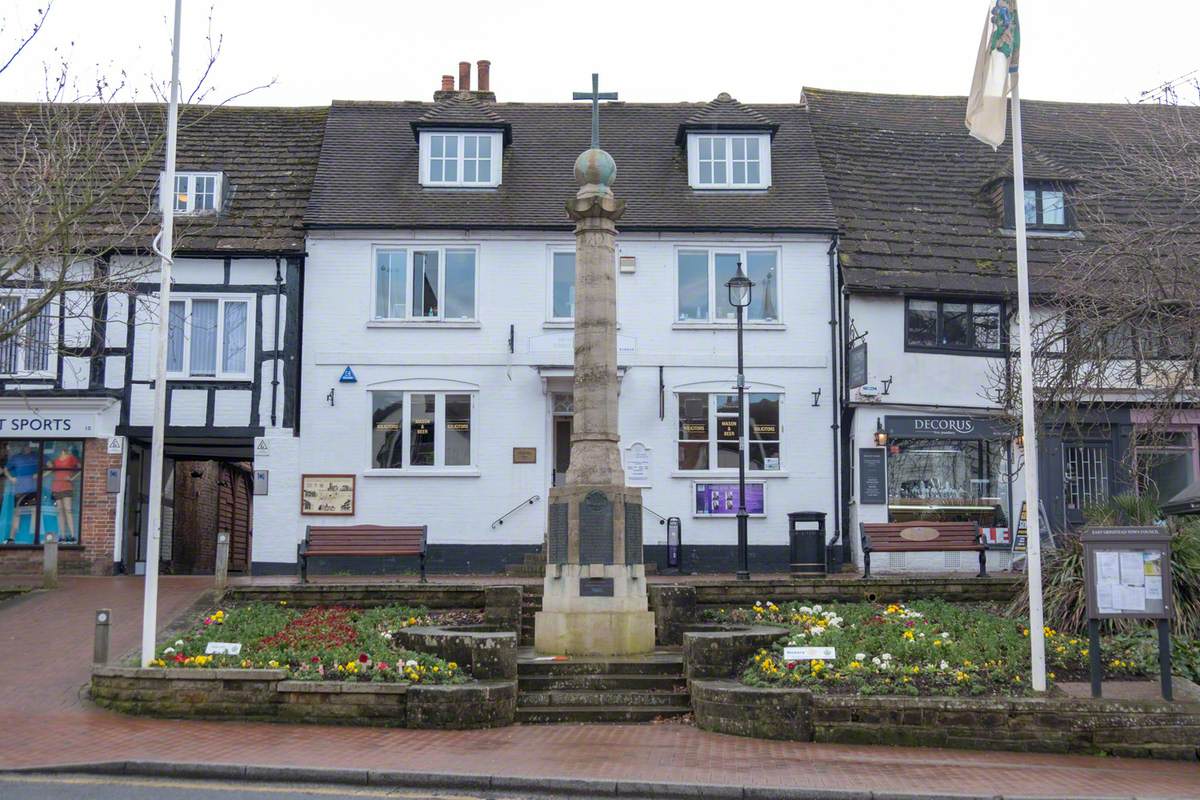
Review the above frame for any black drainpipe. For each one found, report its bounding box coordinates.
[270,258,283,427]
[827,233,843,558]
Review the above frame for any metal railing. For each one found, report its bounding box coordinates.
[491,495,541,529]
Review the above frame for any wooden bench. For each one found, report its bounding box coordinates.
[860,521,986,578]
[298,525,428,583]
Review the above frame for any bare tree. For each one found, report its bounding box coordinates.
[986,103,1200,499]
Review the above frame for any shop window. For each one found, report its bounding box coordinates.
[1134,431,1196,502]
[0,440,83,545]
[166,295,252,379]
[373,246,478,321]
[886,437,1009,525]
[905,298,1004,353]
[676,248,780,324]
[676,392,781,472]
[0,295,56,376]
[1063,443,1110,513]
[370,391,474,470]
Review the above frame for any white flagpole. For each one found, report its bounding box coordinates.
[141,0,183,667]
[1009,76,1048,692]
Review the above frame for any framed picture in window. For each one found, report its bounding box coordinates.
[300,474,356,516]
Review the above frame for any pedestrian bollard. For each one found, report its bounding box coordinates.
[94,609,111,665]
[214,531,230,591]
[43,533,58,589]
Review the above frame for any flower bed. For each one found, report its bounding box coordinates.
[149,602,467,684]
[706,599,1160,696]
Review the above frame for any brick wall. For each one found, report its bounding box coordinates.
[0,437,118,577]
[172,461,221,574]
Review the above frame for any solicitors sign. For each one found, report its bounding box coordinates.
[0,413,97,437]
[884,415,1010,440]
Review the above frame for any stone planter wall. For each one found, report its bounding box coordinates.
[691,680,1200,761]
[648,585,698,646]
[392,625,517,679]
[692,575,1020,609]
[90,667,516,729]
[223,583,488,610]
[681,624,788,680]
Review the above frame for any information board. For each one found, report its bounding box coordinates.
[693,482,765,516]
[858,448,887,505]
[1081,527,1172,620]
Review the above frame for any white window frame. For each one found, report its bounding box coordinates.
[163,171,223,215]
[675,390,784,475]
[0,291,58,378]
[370,244,480,323]
[686,132,771,190]
[673,246,783,325]
[163,293,255,381]
[366,389,478,474]
[546,247,576,323]
[419,130,503,188]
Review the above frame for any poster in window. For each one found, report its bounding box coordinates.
[693,481,765,516]
[300,474,356,516]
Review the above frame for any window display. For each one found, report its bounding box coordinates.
[0,439,83,545]
[887,437,1009,525]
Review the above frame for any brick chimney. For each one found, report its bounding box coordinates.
[458,61,471,91]
[477,60,491,92]
[440,75,454,92]
[433,62,496,102]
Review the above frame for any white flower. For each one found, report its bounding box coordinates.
[163,647,176,655]
[918,633,926,639]
[813,605,823,612]
[939,660,949,670]
[871,657,881,666]
[882,653,893,660]
[754,601,763,607]
[174,639,184,647]
[855,652,866,661]
[381,631,393,640]
[405,659,418,668]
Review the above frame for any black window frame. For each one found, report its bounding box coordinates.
[904,296,1008,356]
[1004,179,1072,231]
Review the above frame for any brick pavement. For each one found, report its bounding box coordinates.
[1,576,1198,798]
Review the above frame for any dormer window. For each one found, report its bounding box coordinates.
[1023,181,1067,228]
[687,132,771,190]
[419,131,503,188]
[169,172,223,214]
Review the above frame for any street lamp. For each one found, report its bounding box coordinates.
[726,263,754,581]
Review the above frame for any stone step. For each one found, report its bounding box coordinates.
[518,673,684,691]
[518,656,683,677]
[515,705,691,724]
[518,689,690,708]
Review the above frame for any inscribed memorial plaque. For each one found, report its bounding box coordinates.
[547,503,569,564]
[625,502,643,564]
[579,491,614,565]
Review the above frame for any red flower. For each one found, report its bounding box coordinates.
[377,662,389,671]
[358,653,370,663]
[173,654,186,663]
[785,661,797,670]
[310,656,320,663]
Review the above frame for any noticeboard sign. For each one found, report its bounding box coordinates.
[858,448,886,505]
[1081,527,1172,621]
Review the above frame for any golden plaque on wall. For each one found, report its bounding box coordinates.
[300,474,356,516]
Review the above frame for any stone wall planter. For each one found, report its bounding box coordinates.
[692,575,1020,608]
[392,625,518,680]
[681,623,788,681]
[90,666,516,729]
[223,583,488,610]
[691,679,1200,760]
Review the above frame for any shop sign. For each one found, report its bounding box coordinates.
[848,342,868,389]
[858,448,887,505]
[717,418,739,440]
[884,415,1010,440]
[0,413,96,437]
[694,481,765,516]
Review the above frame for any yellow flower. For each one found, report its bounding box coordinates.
[1049,672,1056,680]
[447,662,457,670]
[910,666,920,674]
[279,600,288,606]
[268,660,279,668]
[1022,628,1029,637]
[1013,675,1022,682]
[962,660,972,668]
[1081,648,1088,657]
[933,640,942,647]
[902,630,914,640]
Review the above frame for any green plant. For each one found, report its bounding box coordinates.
[1006,494,1200,638]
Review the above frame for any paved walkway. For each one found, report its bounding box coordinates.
[0,577,1197,799]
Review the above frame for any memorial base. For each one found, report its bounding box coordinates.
[534,608,656,656]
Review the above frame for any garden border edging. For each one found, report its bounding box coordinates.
[89,666,516,729]
[692,679,1200,760]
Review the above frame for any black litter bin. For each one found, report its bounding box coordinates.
[788,511,827,577]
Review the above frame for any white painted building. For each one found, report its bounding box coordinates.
[250,70,842,574]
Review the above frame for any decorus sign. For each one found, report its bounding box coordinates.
[884,415,1009,440]
[0,413,96,437]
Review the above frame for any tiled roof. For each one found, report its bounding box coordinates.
[803,87,1200,294]
[0,103,327,255]
[411,93,512,143]
[306,99,835,232]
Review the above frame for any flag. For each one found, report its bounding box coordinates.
[966,0,1020,149]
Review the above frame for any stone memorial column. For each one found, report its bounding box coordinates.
[533,145,655,656]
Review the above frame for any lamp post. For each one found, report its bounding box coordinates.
[726,263,754,581]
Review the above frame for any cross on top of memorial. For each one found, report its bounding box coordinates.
[572,73,618,150]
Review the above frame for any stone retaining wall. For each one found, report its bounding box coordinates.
[691,680,1200,760]
[392,625,517,680]
[90,667,516,729]
[681,624,788,680]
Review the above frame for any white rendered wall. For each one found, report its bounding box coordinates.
[269,230,839,564]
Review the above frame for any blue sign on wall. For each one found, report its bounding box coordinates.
[339,367,357,383]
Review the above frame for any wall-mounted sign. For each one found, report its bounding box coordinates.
[253,469,269,496]
[254,437,271,459]
[858,448,887,505]
[339,366,358,383]
[623,441,652,487]
[512,447,537,464]
[300,474,356,515]
[848,342,868,389]
[106,436,125,455]
[717,419,739,441]
[0,413,96,437]
[694,481,765,517]
[885,415,1009,440]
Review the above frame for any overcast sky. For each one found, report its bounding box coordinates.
[1,1,1197,107]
